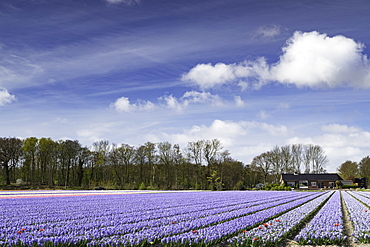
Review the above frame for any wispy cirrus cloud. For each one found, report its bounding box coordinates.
[0,53,44,90]
[182,31,370,90]
[105,0,141,5]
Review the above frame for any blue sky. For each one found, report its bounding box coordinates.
[1,0,370,172]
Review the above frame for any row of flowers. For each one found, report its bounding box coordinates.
[0,191,317,246]
[158,192,327,246]
[226,191,333,247]
[79,192,318,246]
[342,191,370,243]
[294,191,345,245]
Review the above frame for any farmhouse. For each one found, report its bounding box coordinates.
[281,173,343,189]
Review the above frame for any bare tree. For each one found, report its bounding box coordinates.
[251,152,272,184]
[306,145,328,173]
[291,144,303,173]
[268,146,283,183]
[280,145,294,173]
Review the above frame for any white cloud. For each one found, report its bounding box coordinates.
[182,31,370,90]
[237,81,249,91]
[258,110,269,120]
[321,123,361,134]
[182,91,223,106]
[181,58,270,90]
[110,96,155,112]
[253,25,283,39]
[112,91,223,113]
[161,94,183,112]
[234,96,245,107]
[136,99,156,111]
[111,97,132,112]
[253,122,289,136]
[158,120,247,147]
[181,63,239,89]
[0,88,16,106]
[159,91,224,112]
[271,31,370,88]
[77,129,103,143]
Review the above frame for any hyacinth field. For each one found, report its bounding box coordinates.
[1,190,370,246]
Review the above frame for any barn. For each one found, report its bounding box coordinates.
[281,173,343,189]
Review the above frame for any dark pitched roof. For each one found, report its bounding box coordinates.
[281,173,343,181]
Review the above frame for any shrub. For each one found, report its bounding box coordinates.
[263,184,291,191]
[139,182,146,190]
[234,181,245,190]
[342,185,358,189]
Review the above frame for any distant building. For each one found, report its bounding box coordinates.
[340,180,354,186]
[353,177,367,189]
[281,173,343,189]
[255,183,264,189]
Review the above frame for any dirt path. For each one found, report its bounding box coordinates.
[282,191,355,247]
[341,191,356,247]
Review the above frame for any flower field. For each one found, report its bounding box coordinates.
[0,190,370,246]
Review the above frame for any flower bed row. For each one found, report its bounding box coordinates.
[227,191,333,247]
[0,191,319,246]
[158,192,327,246]
[294,191,345,245]
[93,192,322,246]
[341,191,370,243]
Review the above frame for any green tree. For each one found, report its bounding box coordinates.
[22,137,39,185]
[38,138,58,186]
[91,140,111,186]
[358,156,370,180]
[207,170,222,190]
[58,140,82,188]
[338,160,358,180]
[0,137,23,185]
[117,144,136,187]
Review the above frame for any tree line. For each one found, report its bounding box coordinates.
[0,137,330,190]
[0,137,247,190]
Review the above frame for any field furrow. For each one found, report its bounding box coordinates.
[2,190,370,247]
